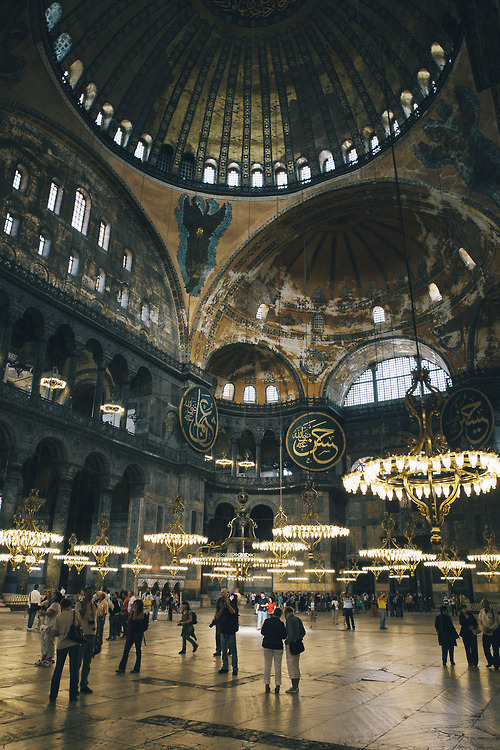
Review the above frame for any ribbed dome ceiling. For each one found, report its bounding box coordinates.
[44,0,461,193]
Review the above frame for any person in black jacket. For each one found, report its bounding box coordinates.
[435,605,459,666]
[261,607,287,694]
[115,599,147,674]
[459,604,478,667]
[216,588,239,675]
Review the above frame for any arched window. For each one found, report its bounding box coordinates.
[323,153,335,172]
[67,252,79,276]
[370,135,380,154]
[113,128,124,146]
[266,385,279,403]
[373,306,385,323]
[157,145,173,172]
[118,283,129,309]
[312,313,324,332]
[256,303,269,321]
[37,232,51,258]
[297,161,311,183]
[71,189,90,234]
[97,103,114,131]
[47,180,63,213]
[222,382,235,401]
[382,110,400,137]
[95,111,103,126]
[417,69,434,96]
[431,42,447,70]
[227,166,240,187]
[3,211,19,237]
[141,301,150,323]
[203,163,216,184]
[134,141,145,160]
[459,247,476,270]
[63,59,83,88]
[82,83,97,110]
[122,249,133,271]
[400,90,417,118]
[45,2,62,31]
[342,140,357,165]
[54,32,72,62]
[243,385,256,403]
[251,165,264,187]
[344,356,450,407]
[275,168,287,189]
[13,165,28,192]
[95,269,105,293]
[98,220,110,250]
[428,282,442,304]
[180,154,195,181]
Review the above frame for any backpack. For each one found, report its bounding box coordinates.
[191,611,197,625]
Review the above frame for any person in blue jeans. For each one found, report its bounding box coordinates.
[177,601,198,653]
[116,599,147,673]
[216,588,239,675]
[49,599,84,703]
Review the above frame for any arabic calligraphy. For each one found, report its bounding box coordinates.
[286,413,345,471]
[209,0,298,19]
[441,388,494,449]
[180,386,218,452]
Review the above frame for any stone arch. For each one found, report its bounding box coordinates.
[207,501,235,544]
[249,503,274,541]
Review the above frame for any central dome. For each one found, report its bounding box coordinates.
[44,0,460,193]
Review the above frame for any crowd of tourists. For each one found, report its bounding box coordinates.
[24,583,500,703]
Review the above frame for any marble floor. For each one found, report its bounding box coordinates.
[1,606,499,750]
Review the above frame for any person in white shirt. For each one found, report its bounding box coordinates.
[27,584,41,631]
[478,599,500,669]
[343,594,355,631]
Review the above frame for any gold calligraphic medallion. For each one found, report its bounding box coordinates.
[286,412,345,471]
[440,387,494,450]
[180,386,218,453]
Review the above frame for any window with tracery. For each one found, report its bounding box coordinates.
[227,168,240,187]
[45,2,62,30]
[47,181,62,213]
[67,253,79,275]
[98,220,110,250]
[71,189,89,234]
[222,382,235,401]
[243,385,257,403]
[37,232,51,257]
[118,284,129,309]
[122,249,133,271]
[54,32,72,62]
[276,169,287,189]
[373,306,385,323]
[95,270,105,293]
[203,164,216,184]
[134,141,145,160]
[251,167,264,187]
[266,385,279,403]
[180,155,195,181]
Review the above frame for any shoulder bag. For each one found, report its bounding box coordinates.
[289,639,305,655]
[68,611,86,645]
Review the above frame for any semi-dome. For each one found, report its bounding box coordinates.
[42,0,461,194]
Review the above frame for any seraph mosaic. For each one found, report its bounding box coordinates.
[414,86,500,207]
[175,195,232,296]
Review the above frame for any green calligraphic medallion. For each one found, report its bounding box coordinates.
[180,386,218,453]
[440,387,494,450]
[286,412,345,471]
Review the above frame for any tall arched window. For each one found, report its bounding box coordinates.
[118,284,129,309]
[243,385,257,403]
[227,166,240,187]
[275,168,287,189]
[323,154,335,172]
[98,220,110,250]
[3,212,18,236]
[157,145,173,172]
[222,382,235,401]
[372,306,385,323]
[122,249,133,271]
[370,135,380,154]
[203,163,216,184]
[13,165,28,192]
[45,2,62,30]
[71,189,90,234]
[256,304,269,321]
[54,33,72,62]
[312,313,324,332]
[95,269,106,293]
[428,283,442,304]
[113,128,124,146]
[141,301,150,323]
[251,166,264,187]
[134,141,145,160]
[266,385,279,403]
[297,161,311,183]
[459,247,476,270]
[180,154,195,181]
[37,232,51,258]
[47,180,63,213]
[67,252,79,276]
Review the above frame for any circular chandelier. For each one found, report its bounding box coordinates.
[254,506,307,581]
[53,533,91,573]
[344,367,500,546]
[424,544,476,583]
[279,482,349,550]
[467,526,500,582]
[100,403,125,415]
[75,513,128,579]
[122,544,153,577]
[359,514,435,577]
[40,374,66,390]
[0,489,63,572]
[144,495,207,575]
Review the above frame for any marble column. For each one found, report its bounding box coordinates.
[45,474,74,590]
[0,462,23,594]
[30,336,48,399]
[255,440,262,478]
[231,440,238,477]
[119,373,131,429]
[64,343,82,408]
[91,356,107,419]
[0,316,14,382]
[123,493,144,594]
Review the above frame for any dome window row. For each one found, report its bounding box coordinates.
[223,382,280,404]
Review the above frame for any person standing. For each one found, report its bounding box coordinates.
[27,584,41,631]
[255,593,268,630]
[261,606,287,694]
[332,596,339,625]
[478,598,500,669]
[435,605,459,666]
[76,586,97,694]
[459,604,479,667]
[38,591,62,666]
[177,601,198,654]
[284,605,306,694]
[210,592,225,656]
[343,594,355,630]
[378,593,388,630]
[94,591,108,654]
[49,599,84,703]
[370,594,378,618]
[120,592,130,637]
[116,599,147,673]
[216,588,239,676]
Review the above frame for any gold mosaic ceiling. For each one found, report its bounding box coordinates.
[43,0,460,193]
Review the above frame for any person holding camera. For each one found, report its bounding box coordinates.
[75,586,97,694]
[216,588,239,676]
[284,605,306,694]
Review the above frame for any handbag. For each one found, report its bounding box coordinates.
[289,640,305,655]
[68,611,86,645]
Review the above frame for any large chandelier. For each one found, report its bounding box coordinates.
[122,544,152,579]
[0,489,63,572]
[144,495,207,575]
[468,526,500,581]
[279,482,349,553]
[75,513,128,579]
[253,507,307,581]
[53,533,91,573]
[424,543,475,583]
[359,513,434,575]
[344,367,500,546]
